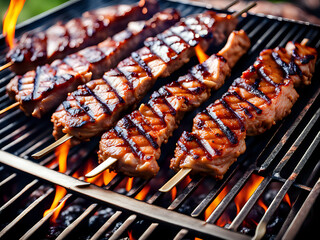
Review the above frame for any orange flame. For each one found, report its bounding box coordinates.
[204,185,230,221]
[283,193,291,207]
[233,175,264,214]
[135,185,151,201]
[43,141,70,222]
[103,169,117,186]
[195,45,209,64]
[2,0,26,49]
[128,230,135,240]
[43,186,67,220]
[171,186,177,201]
[126,177,134,192]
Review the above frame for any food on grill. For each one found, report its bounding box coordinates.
[171,41,317,179]
[6,9,179,118]
[98,30,250,178]
[52,11,238,144]
[6,0,159,74]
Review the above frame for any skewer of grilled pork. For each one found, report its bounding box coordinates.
[96,30,250,178]
[5,0,159,74]
[6,9,180,118]
[51,11,239,148]
[170,41,317,181]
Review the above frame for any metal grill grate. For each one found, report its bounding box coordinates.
[0,0,320,239]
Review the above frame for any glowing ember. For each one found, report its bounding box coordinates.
[195,44,209,64]
[126,177,134,192]
[2,0,26,49]
[171,186,177,201]
[135,185,151,201]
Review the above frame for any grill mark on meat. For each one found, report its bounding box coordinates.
[114,121,145,159]
[257,67,280,88]
[292,48,315,64]
[144,36,179,63]
[204,108,239,145]
[233,77,271,103]
[131,52,153,77]
[144,102,166,126]
[221,96,245,132]
[83,85,111,115]
[230,90,262,114]
[128,113,159,149]
[189,63,211,83]
[62,100,82,116]
[184,131,220,158]
[102,75,125,104]
[31,67,41,100]
[272,51,302,77]
[70,92,95,122]
[115,67,134,90]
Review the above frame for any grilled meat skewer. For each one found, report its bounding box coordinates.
[6,0,159,74]
[6,9,180,118]
[52,11,238,145]
[98,30,251,178]
[171,41,317,179]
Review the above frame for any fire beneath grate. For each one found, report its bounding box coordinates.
[1,0,320,239]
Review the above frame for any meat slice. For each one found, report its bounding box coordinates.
[98,30,250,178]
[6,0,159,74]
[171,42,317,179]
[6,9,179,118]
[52,11,238,144]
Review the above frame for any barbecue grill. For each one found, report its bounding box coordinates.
[0,0,319,239]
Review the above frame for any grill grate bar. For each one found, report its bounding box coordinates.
[259,88,320,172]
[109,214,137,240]
[191,164,240,217]
[0,188,55,239]
[57,203,99,240]
[168,175,204,210]
[273,108,320,176]
[254,131,320,239]
[206,167,255,224]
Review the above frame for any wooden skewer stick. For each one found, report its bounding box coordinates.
[232,2,257,18]
[222,0,240,10]
[301,38,309,46]
[0,61,13,72]
[159,168,192,192]
[85,157,118,178]
[32,134,73,159]
[0,102,20,115]
[84,2,258,180]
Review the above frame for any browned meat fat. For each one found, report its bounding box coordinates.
[171,41,317,179]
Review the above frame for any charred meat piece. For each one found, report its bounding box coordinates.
[6,0,159,74]
[98,30,250,178]
[6,9,179,118]
[52,11,238,144]
[171,42,317,179]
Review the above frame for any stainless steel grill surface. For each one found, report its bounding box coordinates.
[0,0,319,239]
